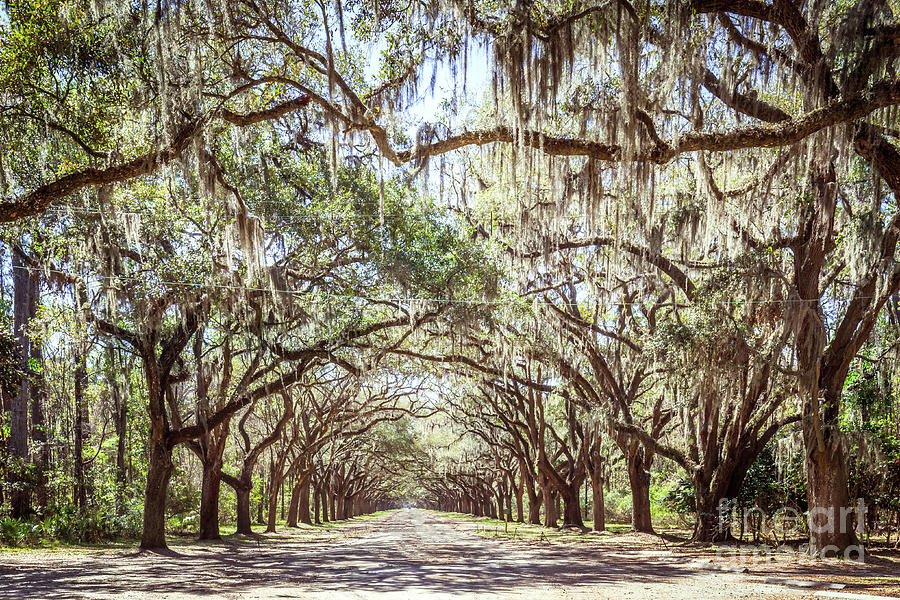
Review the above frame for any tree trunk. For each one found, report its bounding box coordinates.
[9,248,32,519]
[521,462,542,525]
[313,484,321,524]
[8,372,29,517]
[140,439,174,549]
[298,479,311,525]
[791,164,860,554]
[526,484,542,525]
[266,471,283,533]
[109,370,128,514]
[583,428,605,531]
[590,471,605,532]
[625,449,654,533]
[257,481,265,524]
[694,499,723,543]
[552,490,561,527]
[235,482,252,534]
[693,448,768,543]
[223,467,255,535]
[542,482,558,528]
[804,423,859,553]
[29,340,47,510]
[560,485,584,528]
[197,459,223,540]
[74,356,88,510]
[692,475,734,543]
[286,477,301,528]
[515,487,524,523]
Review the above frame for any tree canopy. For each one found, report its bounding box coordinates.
[1,0,900,558]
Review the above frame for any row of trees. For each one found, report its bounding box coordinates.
[2,0,900,557]
[0,105,490,547]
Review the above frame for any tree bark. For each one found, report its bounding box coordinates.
[197,458,224,540]
[313,484,321,524]
[590,471,605,532]
[625,448,654,533]
[526,485,542,525]
[583,427,605,531]
[74,355,88,510]
[111,369,128,515]
[286,471,312,527]
[520,461,542,525]
[803,419,859,553]
[266,464,283,533]
[235,482,252,534]
[9,247,32,518]
[29,338,47,510]
[560,485,584,528]
[509,471,524,523]
[789,163,860,553]
[140,439,174,549]
[297,478,311,525]
[691,472,734,543]
[541,480,558,528]
[337,491,345,520]
[286,477,301,528]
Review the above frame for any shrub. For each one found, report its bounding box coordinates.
[0,516,41,547]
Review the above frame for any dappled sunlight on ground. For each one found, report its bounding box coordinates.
[1,509,889,599]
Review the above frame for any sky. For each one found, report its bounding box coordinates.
[362,36,494,137]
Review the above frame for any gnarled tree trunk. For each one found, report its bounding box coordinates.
[141,437,174,549]
[625,446,653,533]
[803,414,858,553]
[541,477,558,527]
[197,456,224,540]
[559,484,584,528]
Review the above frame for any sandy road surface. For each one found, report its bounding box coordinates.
[0,509,804,599]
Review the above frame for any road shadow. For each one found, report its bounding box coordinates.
[0,510,707,599]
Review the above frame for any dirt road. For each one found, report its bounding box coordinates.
[0,509,805,599]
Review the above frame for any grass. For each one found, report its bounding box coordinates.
[430,510,697,547]
[434,511,627,542]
